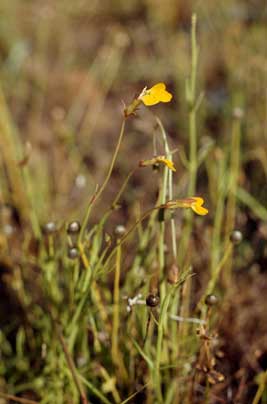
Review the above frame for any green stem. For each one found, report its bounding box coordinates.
[111,242,121,365]
[78,118,126,244]
[223,114,242,283]
[178,13,199,266]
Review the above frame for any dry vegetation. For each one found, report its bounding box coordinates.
[0,1,267,403]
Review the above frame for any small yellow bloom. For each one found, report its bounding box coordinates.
[139,155,176,172]
[163,197,208,216]
[124,82,172,117]
[156,156,176,172]
[139,83,173,106]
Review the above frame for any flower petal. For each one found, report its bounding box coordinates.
[141,93,160,106]
[140,83,173,106]
[191,197,204,206]
[191,204,209,216]
[157,157,176,172]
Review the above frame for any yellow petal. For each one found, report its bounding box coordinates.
[191,204,209,216]
[191,197,204,205]
[150,83,166,92]
[157,157,176,172]
[150,83,172,103]
[140,83,173,106]
[141,93,160,106]
[158,90,172,102]
[191,197,208,215]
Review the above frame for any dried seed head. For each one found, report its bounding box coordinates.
[205,294,218,307]
[146,294,160,308]
[43,221,57,235]
[230,230,243,245]
[68,247,79,259]
[167,263,179,284]
[115,224,126,237]
[67,221,81,235]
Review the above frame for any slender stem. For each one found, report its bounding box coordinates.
[178,13,199,266]
[252,370,267,404]
[111,167,136,209]
[156,117,177,260]
[210,155,227,274]
[55,324,89,404]
[102,206,159,274]
[223,115,241,284]
[198,242,233,310]
[78,118,126,244]
[94,118,126,205]
[0,84,29,223]
[158,165,168,293]
[0,392,39,404]
[111,242,121,364]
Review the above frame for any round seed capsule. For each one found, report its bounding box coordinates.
[67,221,81,235]
[114,224,126,237]
[230,230,243,245]
[205,294,218,307]
[68,247,79,259]
[146,294,160,308]
[43,221,57,235]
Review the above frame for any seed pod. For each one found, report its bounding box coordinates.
[68,247,79,259]
[43,221,57,235]
[115,224,126,237]
[230,230,243,245]
[146,294,160,308]
[67,221,81,235]
[205,294,218,307]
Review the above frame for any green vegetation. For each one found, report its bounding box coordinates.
[0,1,267,403]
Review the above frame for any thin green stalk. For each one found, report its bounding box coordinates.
[0,84,29,223]
[198,242,233,310]
[101,205,159,274]
[79,375,112,404]
[224,113,242,284]
[156,117,177,259]
[154,273,190,403]
[158,164,168,298]
[210,154,227,274]
[0,392,39,404]
[55,323,88,404]
[154,288,175,403]
[111,242,121,365]
[178,13,199,266]
[188,13,198,196]
[157,117,179,363]
[252,370,267,404]
[78,118,126,245]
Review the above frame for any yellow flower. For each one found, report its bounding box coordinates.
[124,82,172,117]
[139,155,176,172]
[163,197,208,216]
[139,83,173,106]
[156,156,176,172]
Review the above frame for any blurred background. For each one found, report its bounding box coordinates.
[0,0,267,402]
[1,0,266,220]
